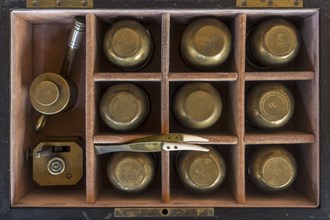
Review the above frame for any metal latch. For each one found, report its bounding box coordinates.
[236,0,303,8]
[115,208,214,217]
[27,0,93,8]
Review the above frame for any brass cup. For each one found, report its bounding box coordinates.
[99,83,150,131]
[103,20,153,71]
[247,145,297,192]
[173,82,222,130]
[29,72,78,115]
[246,82,295,129]
[248,18,301,68]
[176,146,226,193]
[107,152,155,193]
[181,17,232,70]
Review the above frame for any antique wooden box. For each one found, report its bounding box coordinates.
[1,1,330,219]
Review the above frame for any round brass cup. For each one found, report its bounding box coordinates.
[248,18,301,68]
[181,17,232,70]
[99,83,150,131]
[247,145,297,192]
[246,82,295,129]
[176,146,226,193]
[107,152,155,193]
[103,20,153,71]
[173,82,222,130]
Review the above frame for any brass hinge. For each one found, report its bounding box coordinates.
[236,0,303,8]
[26,0,93,8]
[114,208,214,218]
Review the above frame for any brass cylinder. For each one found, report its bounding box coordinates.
[248,18,301,68]
[181,17,232,70]
[29,72,78,115]
[247,145,297,192]
[173,82,222,130]
[103,20,153,71]
[107,152,155,193]
[176,146,226,193]
[99,83,150,131]
[246,82,295,129]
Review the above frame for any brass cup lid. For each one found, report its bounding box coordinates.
[99,83,149,131]
[176,146,226,193]
[248,146,297,192]
[181,17,232,70]
[107,152,155,193]
[173,82,222,130]
[103,20,153,71]
[249,18,301,67]
[246,82,295,129]
[29,73,73,115]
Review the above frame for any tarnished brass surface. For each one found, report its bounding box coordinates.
[247,145,297,192]
[32,138,83,186]
[29,17,85,132]
[107,152,155,193]
[248,18,301,67]
[104,20,153,71]
[236,0,303,8]
[246,82,295,129]
[99,83,149,131]
[27,0,94,8]
[173,82,222,129]
[176,146,226,193]
[115,208,214,217]
[181,17,232,70]
[30,73,77,115]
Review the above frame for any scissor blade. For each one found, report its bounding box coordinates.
[182,134,209,142]
[94,142,163,155]
[162,142,209,152]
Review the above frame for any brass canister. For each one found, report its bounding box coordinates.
[247,145,297,192]
[103,20,153,71]
[176,146,226,193]
[248,18,301,68]
[107,152,155,193]
[246,82,295,129]
[99,83,150,131]
[29,72,78,115]
[181,17,232,70]
[173,82,222,130]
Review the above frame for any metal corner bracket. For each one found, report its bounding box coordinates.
[27,0,93,9]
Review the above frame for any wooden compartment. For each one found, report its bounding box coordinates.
[10,9,319,208]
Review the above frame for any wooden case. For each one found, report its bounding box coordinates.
[10,9,319,208]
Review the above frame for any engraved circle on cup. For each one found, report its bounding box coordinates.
[181,18,232,69]
[249,18,300,67]
[112,27,141,58]
[263,26,295,56]
[259,91,289,121]
[30,73,73,115]
[188,157,219,187]
[261,156,294,187]
[114,157,145,188]
[47,157,65,175]
[193,25,225,57]
[107,92,139,123]
[34,80,60,106]
[173,83,222,129]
